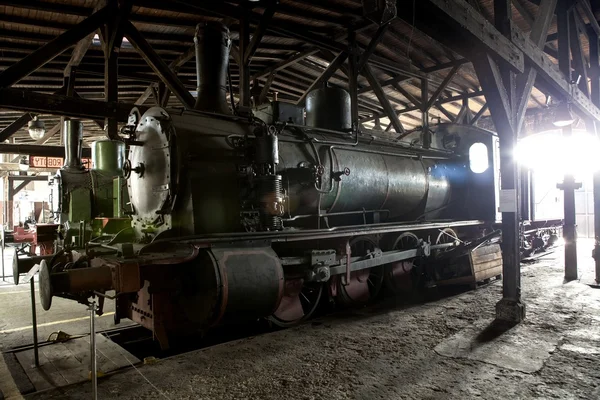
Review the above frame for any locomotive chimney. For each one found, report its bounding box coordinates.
[194,22,231,114]
[63,119,84,170]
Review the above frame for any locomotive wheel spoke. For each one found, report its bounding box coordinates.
[385,232,419,294]
[337,236,384,307]
[269,280,323,328]
[434,228,459,255]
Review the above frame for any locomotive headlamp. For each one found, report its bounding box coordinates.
[553,103,574,127]
[28,115,46,140]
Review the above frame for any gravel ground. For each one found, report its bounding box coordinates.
[19,241,600,399]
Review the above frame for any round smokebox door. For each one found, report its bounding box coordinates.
[127,108,172,221]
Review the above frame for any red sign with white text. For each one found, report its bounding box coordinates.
[29,156,91,169]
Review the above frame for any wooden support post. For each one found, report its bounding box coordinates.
[473,0,525,324]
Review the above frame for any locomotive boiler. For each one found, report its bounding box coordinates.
[36,22,500,348]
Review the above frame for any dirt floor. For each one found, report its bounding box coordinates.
[6,240,600,399]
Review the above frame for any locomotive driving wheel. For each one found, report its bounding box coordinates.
[384,232,420,294]
[336,236,384,307]
[435,228,459,255]
[268,280,323,328]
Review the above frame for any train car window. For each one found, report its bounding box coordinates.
[469,142,489,173]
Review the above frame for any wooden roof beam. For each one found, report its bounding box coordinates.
[0,88,140,121]
[363,64,404,133]
[124,21,195,109]
[0,6,110,87]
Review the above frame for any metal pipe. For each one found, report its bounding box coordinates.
[194,22,231,114]
[30,278,39,367]
[89,299,98,400]
[283,209,391,221]
[63,119,84,170]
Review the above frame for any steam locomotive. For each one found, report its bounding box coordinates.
[23,23,504,349]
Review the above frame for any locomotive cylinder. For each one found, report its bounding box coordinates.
[63,119,84,170]
[194,22,231,114]
[306,85,352,132]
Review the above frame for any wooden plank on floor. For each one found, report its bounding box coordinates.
[15,346,68,391]
[0,352,24,399]
[14,334,140,392]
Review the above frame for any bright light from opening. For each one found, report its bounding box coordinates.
[469,142,489,173]
[516,129,600,176]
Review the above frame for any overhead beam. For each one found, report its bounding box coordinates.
[515,0,558,133]
[396,0,524,73]
[357,24,390,72]
[0,6,110,87]
[7,175,49,182]
[0,88,139,121]
[570,7,590,97]
[363,64,404,133]
[251,48,320,80]
[244,5,277,63]
[134,44,196,106]
[0,114,33,142]
[296,51,348,105]
[392,83,422,108]
[425,65,461,109]
[361,90,485,122]
[577,0,600,37]
[34,123,62,145]
[124,21,195,109]
[510,21,600,122]
[436,103,456,121]
[470,103,489,125]
[258,73,276,104]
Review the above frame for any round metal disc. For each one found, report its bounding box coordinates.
[12,248,20,285]
[39,260,53,311]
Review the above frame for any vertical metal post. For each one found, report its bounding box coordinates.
[105,28,119,139]
[347,30,359,131]
[30,278,39,367]
[89,299,98,400]
[587,26,600,283]
[239,17,250,109]
[421,77,430,148]
[520,168,531,221]
[559,124,580,281]
[1,228,5,281]
[556,0,578,281]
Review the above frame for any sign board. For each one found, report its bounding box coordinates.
[29,156,91,169]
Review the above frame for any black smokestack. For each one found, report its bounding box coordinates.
[63,119,83,170]
[194,22,231,114]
